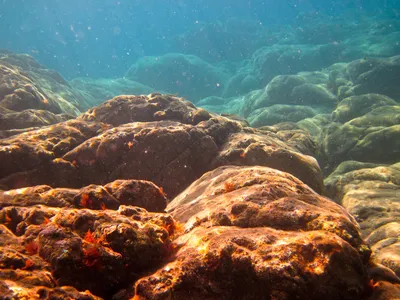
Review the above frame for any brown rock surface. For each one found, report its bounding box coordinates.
[0,109,72,132]
[134,226,367,300]
[0,188,178,298]
[79,93,214,126]
[126,165,373,299]
[0,94,323,199]
[0,52,89,116]
[0,179,167,212]
[325,161,400,278]
[0,119,107,188]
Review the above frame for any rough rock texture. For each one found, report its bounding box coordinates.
[325,161,400,279]
[79,93,214,126]
[0,182,178,299]
[131,165,371,299]
[0,179,167,212]
[0,119,107,188]
[297,92,400,174]
[0,52,89,116]
[0,109,73,132]
[211,129,323,193]
[0,94,323,199]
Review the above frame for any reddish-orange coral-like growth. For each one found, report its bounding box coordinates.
[5,213,12,225]
[82,229,103,267]
[83,245,101,267]
[25,241,39,255]
[100,202,107,210]
[80,193,92,208]
[240,151,246,158]
[224,182,235,193]
[84,229,98,244]
[127,141,134,149]
[42,217,50,224]
[22,259,34,270]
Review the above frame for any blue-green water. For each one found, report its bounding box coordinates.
[2,0,400,79]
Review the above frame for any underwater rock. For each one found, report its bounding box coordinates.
[0,108,73,131]
[134,226,367,300]
[0,179,167,212]
[247,104,317,127]
[0,223,101,299]
[222,72,261,98]
[211,130,322,193]
[173,19,279,63]
[318,120,400,172]
[125,53,229,101]
[344,56,400,99]
[297,113,332,138]
[299,91,400,173]
[250,44,343,87]
[1,94,323,200]
[0,197,178,298]
[79,93,214,126]
[325,161,400,278]
[332,94,398,123]
[70,77,155,106]
[241,74,336,118]
[0,52,89,116]
[0,119,106,186]
[129,165,371,299]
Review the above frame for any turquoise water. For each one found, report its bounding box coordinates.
[2,0,400,79]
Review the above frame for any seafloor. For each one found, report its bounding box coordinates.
[0,15,400,300]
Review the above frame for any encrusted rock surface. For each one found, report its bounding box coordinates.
[0,94,322,199]
[0,181,177,299]
[1,62,399,299]
[130,165,371,299]
[325,162,400,279]
[0,52,89,116]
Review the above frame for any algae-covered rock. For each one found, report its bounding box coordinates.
[325,162,400,278]
[332,94,398,123]
[70,77,155,106]
[125,53,229,101]
[0,52,89,116]
[248,104,317,127]
[241,74,336,117]
[345,56,400,99]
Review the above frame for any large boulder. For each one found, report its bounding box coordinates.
[0,190,177,299]
[241,74,336,118]
[325,161,400,278]
[125,53,230,101]
[0,52,89,116]
[344,56,400,100]
[131,165,371,299]
[247,104,317,127]
[0,94,323,198]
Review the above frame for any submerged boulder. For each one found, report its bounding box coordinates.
[325,161,400,279]
[130,165,371,299]
[0,52,89,116]
[0,94,323,198]
[125,53,229,101]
